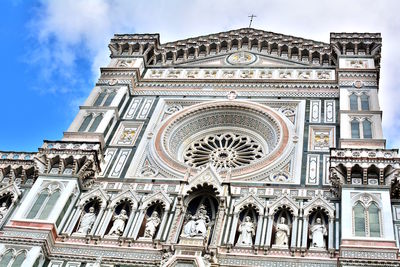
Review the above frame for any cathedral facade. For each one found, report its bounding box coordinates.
[0,28,398,266]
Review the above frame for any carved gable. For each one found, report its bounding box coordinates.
[185,165,223,196]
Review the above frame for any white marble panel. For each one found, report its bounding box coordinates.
[124,98,142,119]
[306,154,320,185]
[109,149,131,178]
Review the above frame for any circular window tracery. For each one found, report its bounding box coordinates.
[183,132,264,169]
[152,100,290,180]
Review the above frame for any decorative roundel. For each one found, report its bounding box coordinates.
[227,52,257,65]
[153,100,290,179]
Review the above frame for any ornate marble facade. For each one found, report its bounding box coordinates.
[0,28,398,266]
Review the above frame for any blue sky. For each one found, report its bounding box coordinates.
[1,0,400,152]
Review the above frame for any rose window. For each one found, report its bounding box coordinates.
[183,133,264,169]
[152,100,290,180]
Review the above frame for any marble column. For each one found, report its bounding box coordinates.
[162,210,175,242]
[301,217,309,249]
[64,206,80,235]
[155,210,169,240]
[264,215,274,247]
[290,216,298,249]
[260,215,268,247]
[296,218,303,248]
[228,213,239,246]
[328,218,334,250]
[254,214,264,246]
[132,209,145,240]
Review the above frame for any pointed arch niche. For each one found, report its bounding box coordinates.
[132,190,172,241]
[178,184,220,246]
[302,196,335,252]
[62,188,109,237]
[266,195,299,250]
[99,190,139,238]
[228,195,264,248]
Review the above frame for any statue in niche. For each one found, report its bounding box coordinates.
[108,209,129,236]
[144,211,161,238]
[0,202,8,220]
[274,217,290,247]
[182,204,210,238]
[236,216,255,246]
[310,217,327,249]
[76,206,96,235]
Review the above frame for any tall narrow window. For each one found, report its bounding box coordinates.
[369,203,381,237]
[94,91,107,106]
[363,120,372,139]
[11,253,26,267]
[360,94,370,111]
[103,91,116,106]
[0,250,13,266]
[351,120,360,138]
[26,191,49,219]
[39,190,60,219]
[78,114,93,132]
[354,202,366,237]
[88,114,103,132]
[350,94,358,110]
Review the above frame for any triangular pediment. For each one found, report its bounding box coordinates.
[175,50,308,68]
[184,164,223,196]
[78,187,109,208]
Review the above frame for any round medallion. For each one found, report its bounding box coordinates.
[227,52,257,65]
[353,80,364,88]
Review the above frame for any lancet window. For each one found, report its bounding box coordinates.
[350,118,373,139]
[94,89,116,107]
[0,249,26,267]
[349,93,370,111]
[26,185,61,220]
[78,113,104,133]
[353,200,381,237]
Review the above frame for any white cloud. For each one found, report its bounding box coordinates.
[31,0,400,147]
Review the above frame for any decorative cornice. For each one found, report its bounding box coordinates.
[109,28,333,67]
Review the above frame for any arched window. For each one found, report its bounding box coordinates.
[94,91,107,106]
[103,91,116,106]
[363,120,372,139]
[360,94,370,111]
[88,114,103,132]
[369,203,381,237]
[26,190,49,219]
[10,252,26,267]
[26,188,61,220]
[0,250,13,266]
[351,119,360,138]
[39,190,60,219]
[78,114,93,132]
[0,250,26,267]
[354,202,365,236]
[350,94,358,110]
[353,200,381,238]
